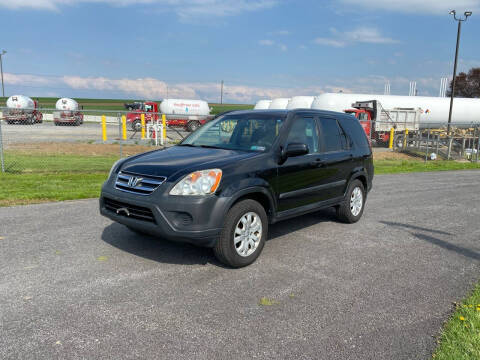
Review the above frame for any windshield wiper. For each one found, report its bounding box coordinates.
[198,145,225,150]
[177,143,197,147]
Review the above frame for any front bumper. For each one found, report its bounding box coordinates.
[99,182,228,248]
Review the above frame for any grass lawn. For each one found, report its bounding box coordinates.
[1,148,480,206]
[433,283,480,359]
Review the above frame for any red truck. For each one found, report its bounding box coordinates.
[344,100,421,146]
[126,101,212,132]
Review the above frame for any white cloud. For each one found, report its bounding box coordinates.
[338,0,479,14]
[258,39,288,51]
[267,30,290,36]
[344,27,398,44]
[314,38,346,48]
[259,39,274,46]
[0,0,278,20]
[314,26,398,47]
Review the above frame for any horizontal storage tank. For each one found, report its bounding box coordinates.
[160,99,210,116]
[254,100,272,110]
[6,95,35,109]
[269,98,290,110]
[55,98,79,111]
[311,93,480,127]
[287,96,315,109]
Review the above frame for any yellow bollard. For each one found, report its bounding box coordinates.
[403,129,409,149]
[121,115,127,140]
[388,128,394,149]
[162,114,167,141]
[101,115,107,141]
[141,113,145,139]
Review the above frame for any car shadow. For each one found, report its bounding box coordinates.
[101,208,337,266]
[380,221,479,261]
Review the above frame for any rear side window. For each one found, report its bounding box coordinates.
[338,116,370,149]
[318,118,349,152]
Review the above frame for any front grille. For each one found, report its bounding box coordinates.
[103,197,156,223]
[115,171,166,195]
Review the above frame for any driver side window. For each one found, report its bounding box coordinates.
[285,117,319,154]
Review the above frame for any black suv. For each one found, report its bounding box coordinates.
[100,110,373,267]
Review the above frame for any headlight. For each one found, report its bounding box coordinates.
[108,158,125,179]
[170,169,222,196]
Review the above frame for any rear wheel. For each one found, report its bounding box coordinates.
[214,199,267,268]
[187,121,200,132]
[131,119,142,131]
[336,179,365,223]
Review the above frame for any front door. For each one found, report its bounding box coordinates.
[277,115,330,212]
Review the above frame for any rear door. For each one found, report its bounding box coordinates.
[316,117,353,199]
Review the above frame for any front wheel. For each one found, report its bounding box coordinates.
[336,179,366,223]
[214,199,268,268]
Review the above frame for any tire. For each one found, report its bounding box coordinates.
[131,119,142,131]
[214,199,268,268]
[336,179,366,224]
[187,121,200,132]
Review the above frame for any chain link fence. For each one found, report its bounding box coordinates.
[1,107,480,175]
[0,107,206,174]
[365,119,480,162]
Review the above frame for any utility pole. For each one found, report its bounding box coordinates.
[447,10,472,134]
[220,80,224,104]
[0,50,6,98]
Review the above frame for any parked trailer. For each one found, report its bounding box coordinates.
[4,95,43,125]
[127,100,213,132]
[254,100,272,110]
[345,100,421,145]
[286,96,315,109]
[311,93,480,127]
[269,98,290,109]
[53,98,84,126]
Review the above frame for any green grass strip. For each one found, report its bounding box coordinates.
[433,283,480,360]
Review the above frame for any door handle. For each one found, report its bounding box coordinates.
[311,158,326,167]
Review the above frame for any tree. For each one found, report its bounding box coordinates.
[447,67,480,98]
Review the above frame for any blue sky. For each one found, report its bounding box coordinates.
[0,0,479,103]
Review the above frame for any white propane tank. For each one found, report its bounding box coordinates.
[55,98,79,111]
[311,93,480,127]
[160,99,210,116]
[6,95,35,109]
[254,100,272,110]
[286,96,315,109]
[269,98,290,109]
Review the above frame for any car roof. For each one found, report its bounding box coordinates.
[225,109,349,118]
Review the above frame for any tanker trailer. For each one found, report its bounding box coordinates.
[254,100,272,109]
[311,93,480,128]
[286,96,315,109]
[268,98,290,110]
[160,99,213,132]
[4,95,43,125]
[53,98,84,126]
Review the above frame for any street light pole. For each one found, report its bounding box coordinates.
[447,10,472,135]
[0,50,6,98]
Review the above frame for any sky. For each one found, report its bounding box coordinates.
[0,0,479,103]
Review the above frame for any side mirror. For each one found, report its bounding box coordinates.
[285,143,309,157]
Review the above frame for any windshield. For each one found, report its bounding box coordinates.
[180,113,286,152]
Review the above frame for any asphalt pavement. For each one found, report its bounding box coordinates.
[1,170,479,359]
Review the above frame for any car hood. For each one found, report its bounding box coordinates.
[120,146,260,178]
